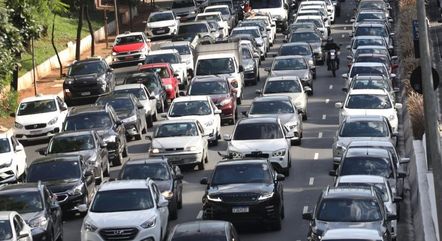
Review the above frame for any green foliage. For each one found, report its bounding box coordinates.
[0,90,18,117]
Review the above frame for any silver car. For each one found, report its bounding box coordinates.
[265,55,313,88]
[277,42,317,79]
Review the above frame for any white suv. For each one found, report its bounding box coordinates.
[80,179,169,241]
[0,131,27,183]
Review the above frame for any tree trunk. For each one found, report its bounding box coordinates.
[75,0,84,60]
[51,14,63,78]
[129,1,133,31]
[85,4,95,56]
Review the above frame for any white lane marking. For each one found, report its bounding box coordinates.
[309,177,315,186]
[318,132,323,138]
[322,114,327,120]
[303,205,309,213]
[329,84,333,89]
[342,34,346,38]
[314,153,319,160]
[196,210,203,219]
[344,26,347,30]
[325,98,330,104]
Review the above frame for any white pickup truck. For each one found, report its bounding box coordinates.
[145,49,189,88]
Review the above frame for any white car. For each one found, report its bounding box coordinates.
[149,119,209,170]
[321,228,385,241]
[145,49,188,87]
[80,179,169,241]
[224,117,293,176]
[113,84,158,127]
[12,95,68,142]
[335,89,401,132]
[246,14,277,41]
[347,36,393,56]
[231,26,267,58]
[298,1,333,22]
[164,96,221,144]
[0,211,33,241]
[0,131,26,183]
[144,11,180,38]
[196,12,229,37]
[159,41,195,72]
[342,62,393,88]
[295,9,330,28]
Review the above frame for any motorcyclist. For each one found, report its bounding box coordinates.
[323,37,340,70]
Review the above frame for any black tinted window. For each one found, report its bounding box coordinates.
[280,45,311,56]
[121,163,170,181]
[114,88,147,100]
[212,163,272,185]
[69,61,106,75]
[155,123,198,137]
[91,189,154,212]
[48,134,95,153]
[169,101,212,117]
[341,156,392,177]
[96,98,135,111]
[189,81,229,95]
[18,99,57,115]
[233,123,283,140]
[317,198,382,222]
[264,80,302,93]
[196,58,235,75]
[250,100,294,114]
[0,139,10,154]
[0,220,12,240]
[64,112,112,131]
[145,54,179,64]
[346,94,392,109]
[0,192,43,213]
[340,121,389,137]
[27,161,81,182]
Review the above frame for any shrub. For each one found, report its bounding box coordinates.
[0,88,18,118]
[407,91,425,139]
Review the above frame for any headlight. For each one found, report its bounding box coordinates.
[258,192,274,200]
[164,84,173,90]
[48,117,58,125]
[308,59,314,66]
[0,159,13,168]
[103,135,116,143]
[123,115,137,123]
[229,151,243,158]
[285,121,298,130]
[14,122,23,129]
[204,120,214,127]
[64,77,74,85]
[162,191,174,200]
[97,74,106,85]
[272,148,286,157]
[207,195,222,202]
[140,46,147,53]
[151,148,160,154]
[83,220,98,232]
[185,146,197,151]
[67,183,84,196]
[29,216,48,230]
[140,216,157,229]
[219,98,231,106]
[112,52,117,56]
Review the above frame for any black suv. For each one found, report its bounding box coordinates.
[26,155,96,214]
[63,57,115,106]
[0,183,63,241]
[118,157,184,220]
[302,186,396,241]
[200,159,285,230]
[62,104,128,166]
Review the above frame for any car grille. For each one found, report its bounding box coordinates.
[165,148,184,152]
[25,123,46,130]
[117,55,142,61]
[245,153,269,158]
[244,71,256,79]
[152,27,170,35]
[220,193,260,203]
[99,227,139,241]
[55,193,68,203]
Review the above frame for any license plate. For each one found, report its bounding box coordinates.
[30,130,42,134]
[232,207,249,213]
[125,56,134,60]
[156,29,166,34]
[80,92,91,96]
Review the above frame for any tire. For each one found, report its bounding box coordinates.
[291,138,301,146]
[283,167,290,177]
[146,114,154,128]
[177,193,183,209]
[169,199,178,220]
[271,216,282,231]
[103,160,110,177]
[237,97,242,105]
[197,154,205,170]
[112,150,122,166]
[302,113,307,121]
[122,144,128,157]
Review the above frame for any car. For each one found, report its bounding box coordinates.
[246,13,277,41]
[285,22,320,39]
[118,157,184,220]
[240,19,275,45]
[351,10,392,32]
[144,11,180,38]
[204,5,236,30]
[114,84,158,127]
[159,41,196,75]
[231,26,267,59]
[0,211,33,241]
[265,55,313,88]
[227,34,262,60]
[302,186,396,241]
[200,159,285,230]
[196,12,229,37]
[166,221,240,241]
[240,44,260,85]
[244,96,303,145]
[286,28,324,64]
[278,42,316,75]
[174,21,217,46]
[350,23,394,47]
[144,49,188,88]
[357,0,392,18]
[171,0,200,21]
[123,72,168,113]
[335,89,401,132]
[332,115,397,162]
[293,15,328,39]
[138,63,180,102]
[206,20,224,40]
[165,96,222,144]
[111,32,151,65]
[351,53,397,74]
[294,9,330,30]
[237,20,270,49]
[224,117,293,176]
[343,75,398,101]
[148,119,209,170]
[300,0,335,23]
[342,62,395,88]
[96,94,148,140]
[321,228,387,241]
[42,130,110,184]
[80,179,169,241]
[12,95,68,142]
[257,76,311,118]
[350,45,391,61]
[0,131,26,183]
[26,155,96,214]
[63,57,115,106]
[187,76,238,125]
[63,104,128,166]
[0,183,63,241]
[348,36,393,56]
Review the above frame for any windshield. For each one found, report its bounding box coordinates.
[197,14,221,21]
[169,101,211,117]
[64,112,112,131]
[115,35,144,45]
[355,56,388,65]
[205,7,229,15]
[96,98,134,112]
[141,67,170,78]
[351,79,389,90]
[161,45,191,55]
[231,29,260,38]
[196,58,235,75]
[125,73,158,87]
[172,0,195,8]
[211,163,272,185]
[149,12,174,22]
[340,121,389,137]
[178,24,209,34]
[264,80,302,93]
[357,12,385,21]
[48,134,95,153]
[338,182,389,202]
[18,99,57,116]
[155,122,199,137]
[317,198,382,222]
[0,139,10,154]
[353,39,385,49]
[120,163,170,181]
[0,192,43,213]
[251,0,282,8]
[250,100,294,114]
[114,88,147,100]
[346,94,392,109]
[360,1,385,10]
[273,58,307,70]
[350,66,387,77]
[189,81,229,95]
[356,27,387,37]
[341,156,392,177]
[91,189,154,212]
[27,161,81,182]
[233,122,283,140]
[280,45,311,56]
[0,220,12,240]
[68,61,106,76]
[240,22,265,32]
[289,23,315,33]
[356,48,389,56]
[289,32,320,43]
[145,54,179,64]
[295,19,323,28]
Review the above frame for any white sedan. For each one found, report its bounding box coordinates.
[144,11,180,38]
[0,131,26,183]
[196,12,229,38]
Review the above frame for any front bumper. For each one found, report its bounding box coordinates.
[244,70,257,83]
[82,226,160,241]
[146,26,176,37]
[233,151,289,171]
[112,52,147,64]
[54,192,86,212]
[32,227,52,241]
[14,125,60,141]
[151,151,203,166]
[64,84,111,101]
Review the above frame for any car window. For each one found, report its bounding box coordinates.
[350,66,388,78]
[48,134,95,153]
[241,48,253,59]
[0,138,11,154]
[264,80,302,93]
[211,163,273,185]
[280,45,311,56]
[0,191,44,213]
[64,112,113,130]
[189,81,229,95]
[27,161,82,182]
[17,99,57,116]
[341,156,393,177]
[149,12,174,22]
[91,189,154,212]
[196,58,235,75]
[120,163,170,181]
[96,98,135,112]
[152,184,160,204]
[114,88,148,100]
[273,58,307,70]
[250,100,295,114]
[340,121,389,137]
[351,79,389,90]
[233,122,284,140]
[179,24,209,34]
[345,94,392,109]
[0,220,12,240]
[317,198,382,222]
[155,123,199,137]
[169,101,212,117]
[145,54,179,64]
[13,217,21,234]
[337,182,389,202]
[115,35,144,45]
[161,45,191,55]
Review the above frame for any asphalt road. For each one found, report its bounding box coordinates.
[21,1,406,240]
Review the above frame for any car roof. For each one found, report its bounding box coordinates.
[156,119,199,125]
[191,75,227,82]
[217,159,269,166]
[348,88,388,95]
[296,15,323,20]
[139,63,171,69]
[160,41,191,47]
[68,104,107,115]
[97,93,133,100]
[99,179,151,191]
[0,211,14,220]
[253,95,292,102]
[356,23,387,28]
[31,154,82,165]
[281,42,311,47]
[150,10,174,15]
[205,4,229,9]
[322,228,382,240]
[238,117,279,124]
[20,94,58,103]
[344,115,387,122]
[346,147,390,158]
[197,12,222,16]
[337,175,385,184]
[173,220,229,236]
[293,28,320,34]
[172,96,210,102]
[148,49,179,55]
[114,84,145,90]
[274,55,306,60]
[354,35,384,40]
[124,157,169,166]
[116,31,145,38]
[233,26,260,31]
[351,62,387,67]
[353,75,388,80]
[266,76,301,81]
[324,186,376,198]
[0,182,40,193]
[180,21,209,26]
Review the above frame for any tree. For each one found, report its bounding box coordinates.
[49,0,69,78]
[75,0,85,60]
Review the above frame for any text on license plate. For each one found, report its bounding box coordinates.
[81,92,91,96]
[232,207,249,213]
[156,30,166,33]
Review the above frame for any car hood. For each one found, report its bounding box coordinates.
[112,43,145,53]
[21,211,46,223]
[230,139,288,152]
[168,115,212,125]
[343,109,394,117]
[170,63,186,71]
[336,136,393,147]
[0,153,13,163]
[146,20,177,28]
[15,112,59,125]
[270,70,309,78]
[87,209,157,228]
[115,109,135,119]
[44,179,82,193]
[172,6,197,15]
[207,94,231,104]
[154,180,173,193]
[208,183,273,196]
[263,93,305,103]
[152,136,201,149]
[315,220,384,235]
[248,113,298,125]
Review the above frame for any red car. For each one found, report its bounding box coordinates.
[111,32,151,65]
[138,63,179,100]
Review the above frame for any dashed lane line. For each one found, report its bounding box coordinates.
[196,210,203,219]
[318,132,323,138]
[309,177,315,186]
[322,114,327,120]
[314,153,319,160]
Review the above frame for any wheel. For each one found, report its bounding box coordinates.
[177,193,183,209]
[236,97,242,105]
[302,113,307,120]
[122,144,128,157]
[103,160,110,177]
[197,154,205,170]
[146,114,153,128]
[169,199,178,220]
[112,150,122,166]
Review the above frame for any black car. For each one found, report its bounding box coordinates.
[302,186,395,241]
[124,72,168,113]
[166,220,240,241]
[26,155,96,215]
[0,183,63,241]
[118,157,184,220]
[96,94,147,141]
[200,159,285,230]
[63,57,115,106]
[63,104,128,166]
[41,130,110,184]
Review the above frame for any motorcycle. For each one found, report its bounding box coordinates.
[328,49,339,77]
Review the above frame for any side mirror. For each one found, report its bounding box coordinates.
[142,20,147,24]
[276,173,285,181]
[61,73,67,78]
[176,173,184,180]
[9,112,15,118]
[400,157,410,164]
[264,67,271,72]
[342,87,348,92]
[335,102,343,109]
[230,81,239,89]
[158,198,169,208]
[349,33,353,37]
[346,55,353,61]
[395,103,403,109]
[329,169,337,176]
[283,39,288,43]
[398,170,407,178]
[285,132,295,139]
[256,89,263,95]
[78,204,88,212]
[145,135,152,141]
[200,177,208,185]
[387,213,397,221]
[223,134,232,141]
[176,16,181,20]
[253,52,260,58]
[84,170,94,177]
[390,32,395,37]
[393,196,402,203]
[179,91,187,97]
[304,86,313,95]
[302,211,313,220]
[390,73,397,79]
[238,65,244,72]
[214,109,222,114]
[15,145,24,152]
[350,18,355,23]
[341,73,348,79]
[393,87,400,93]
[160,113,168,119]
[241,111,248,117]
[174,73,179,77]
[346,45,351,50]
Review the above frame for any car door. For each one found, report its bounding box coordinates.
[94,131,108,172]
[144,86,157,113]
[44,187,62,239]
[10,136,26,176]
[152,183,168,229]
[209,99,221,131]
[196,121,208,151]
